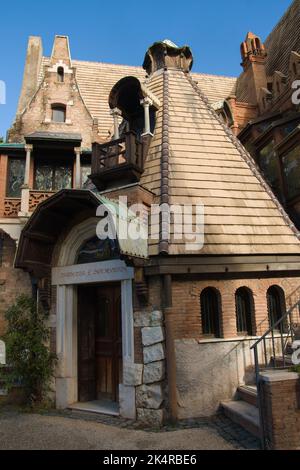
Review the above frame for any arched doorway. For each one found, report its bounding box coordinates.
[52,217,135,418]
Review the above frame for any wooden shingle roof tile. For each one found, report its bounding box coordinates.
[143,68,300,256]
[40,57,236,138]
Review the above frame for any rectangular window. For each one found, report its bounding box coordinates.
[257,140,280,192]
[282,144,300,199]
[34,162,73,191]
[6,158,25,197]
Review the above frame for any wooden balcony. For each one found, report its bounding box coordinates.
[91,131,147,190]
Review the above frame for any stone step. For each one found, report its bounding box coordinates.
[221,400,261,438]
[237,385,258,407]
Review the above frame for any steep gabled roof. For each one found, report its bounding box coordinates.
[39,57,236,138]
[141,68,300,256]
[264,0,300,77]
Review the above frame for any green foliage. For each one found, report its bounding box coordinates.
[2,295,57,405]
[290,364,300,374]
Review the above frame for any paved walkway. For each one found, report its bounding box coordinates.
[0,407,260,450]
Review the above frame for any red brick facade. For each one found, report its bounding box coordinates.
[171,276,300,340]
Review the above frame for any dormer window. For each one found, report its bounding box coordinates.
[52,104,66,123]
[57,67,64,83]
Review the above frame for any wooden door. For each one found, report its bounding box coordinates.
[78,286,96,402]
[95,284,122,402]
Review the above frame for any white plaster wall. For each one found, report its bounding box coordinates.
[175,337,278,419]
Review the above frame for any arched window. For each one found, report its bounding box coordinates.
[267,286,286,329]
[57,67,64,83]
[51,104,66,123]
[76,236,119,265]
[200,288,221,338]
[235,287,254,336]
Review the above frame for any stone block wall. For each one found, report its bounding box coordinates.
[130,309,166,427]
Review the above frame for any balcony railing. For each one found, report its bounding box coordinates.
[91,131,146,190]
[29,190,56,212]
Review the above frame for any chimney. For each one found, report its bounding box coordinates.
[17,36,43,114]
[240,32,268,105]
[50,35,71,67]
[143,39,193,76]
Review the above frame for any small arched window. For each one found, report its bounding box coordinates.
[267,286,286,330]
[52,104,66,123]
[200,287,221,338]
[235,287,254,336]
[57,67,64,83]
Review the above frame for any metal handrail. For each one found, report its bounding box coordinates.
[250,299,300,351]
[250,299,300,449]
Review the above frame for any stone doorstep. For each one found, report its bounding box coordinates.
[237,385,258,407]
[221,400,260,439]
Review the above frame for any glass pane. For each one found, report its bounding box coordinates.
[54,166,72,190]
[34,165,53,191]
[52,107,66,123]
[282,145,300,199]
[77,236,119,264]
[257,140,280,192]
[236,289,253,335]
[7,158,25,197]
[201,289,220,337]
[81,165,91,188]
[282,121,299,137]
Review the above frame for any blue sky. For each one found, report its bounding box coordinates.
[0,0,293,139]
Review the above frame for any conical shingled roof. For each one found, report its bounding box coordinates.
[141,67,300,256]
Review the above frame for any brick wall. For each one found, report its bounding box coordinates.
[0,232,32,336]
[171,275,300,340]
[261,371,300,450]
[8,66,95,148]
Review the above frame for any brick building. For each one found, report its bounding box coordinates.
[1,0,300,436]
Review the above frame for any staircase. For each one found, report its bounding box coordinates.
[222,299,300,448]
[222,385,260,438]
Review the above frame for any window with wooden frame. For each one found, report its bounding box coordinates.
[267,285,286,331]
[282,144,300,200]
[257,139,281,192]
[235,287,255,336]
[51,104,66,123]
[200,287,222,338]
[6,157,25,198]
[34,160,73,191]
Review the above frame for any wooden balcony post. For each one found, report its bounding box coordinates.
[125,131,137,165]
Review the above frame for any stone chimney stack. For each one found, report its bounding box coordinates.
[50,35,71,67]
[17,36,43,114]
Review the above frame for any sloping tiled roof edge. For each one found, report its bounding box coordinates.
[185,71,300,242]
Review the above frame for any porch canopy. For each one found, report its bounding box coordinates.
[15,189,148,278]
